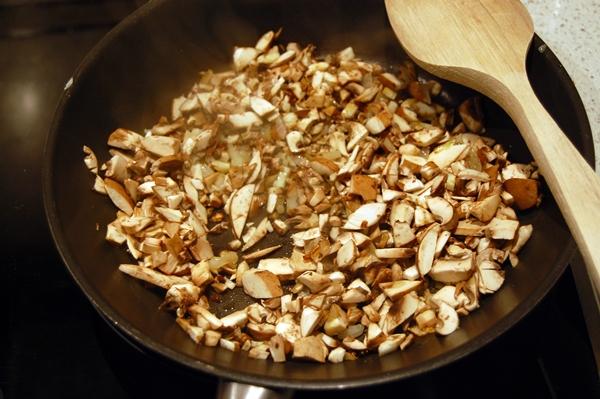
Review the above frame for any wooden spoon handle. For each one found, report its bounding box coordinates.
[502,77,600,292]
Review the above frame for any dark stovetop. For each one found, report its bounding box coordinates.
[0,1,598,398]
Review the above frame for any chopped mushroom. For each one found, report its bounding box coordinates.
[293,336,328,363]
[86,31,538,364]
[242,270,283,299]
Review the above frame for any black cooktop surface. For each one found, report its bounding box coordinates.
[1,1,598,398]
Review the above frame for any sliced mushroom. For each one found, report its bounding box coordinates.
[417,225,440,276]
[337,239,358,268]
[379,280,421,301]
[429,255,475,283]
[470,194,501,223]
[230,184,255,238]
[343,202,387,230]
[485,217,519,240]
[242,269,283,299]
[374,247,415,259]
[118,264,188,289]
[257,258,294,280]
[293,336,328,363]
[104,178,134,215]
[426,197,456,229]
[435,302,459,335]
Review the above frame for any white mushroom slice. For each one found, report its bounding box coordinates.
[402,265,420,281]
[365,111,391,135]
[426,197,456,228]
[390,201,415,225]
[470,194,501,223]
[230,184,255,238]
[269,335,287,362]
[416,309,438,329]
[485,217,519,240]
[374,247,415,259]
[243,245,283,261]
[501,163,534,180]
[324,304,348,336]
[327,347,346,363]
[271,50,296,67]
[346,122,369,150]
[409,126,445,147]
[297,271,331,293]
[431,285,464,308]
[366,323,385,347]
[379,72,402,90]
[381,292,419,334]
[392,222,416,248]
[343,203,387,230]
[247,323,277,341]
[220,310,248,330]
[341,288,369,304]
[428,143,468,169]
[242,218,272,251]
[382,189,403,202]
[93,175,107,194]
[377,335,404,356]
[247,149,262,184]
[478,260,505,294]
[291,227,321,246]
[142,135,180,157]
[118,264,188,289]
[511,224,533,254]
[106,223,126,244]
[454,220,486,236]
[414,206,435,227]
[429,255,475,283]
[289,249,317,274]
[192,306,223,330]
[250,96,276,117]
[155,207,184,223]
[379,280,421,301]
[435,302,459,336]
[255,30,276,51]
[104,178,134,215]
[233,47,258,71]
[242,269,283,299]
[337,231,370,246]
[300,307,321,337]
[272,219,289,235]
[257,258,294,280]
[204,330,222,347]
[163,283,200,309]
[219,338,241,352]
[176,318,204,344]
[229,112,262,128]
[458,168,490,182]
[329,131,349,156]
[248,344,270,360]
[417,225,440,276]
[286,130,304,153]
[107,128,142,150]
[435,230,451,257]
[293,336,328,363]
[83,146,98,173]
[337,240,358,268]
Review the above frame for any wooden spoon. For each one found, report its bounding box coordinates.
[385,0,600,293]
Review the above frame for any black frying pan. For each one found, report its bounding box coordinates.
[42,0,595,395]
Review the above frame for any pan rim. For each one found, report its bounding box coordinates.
[42,0,594,390]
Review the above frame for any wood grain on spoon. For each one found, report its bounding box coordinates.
[385,0,600,292]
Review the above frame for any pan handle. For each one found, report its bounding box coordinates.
[216,380,293,399]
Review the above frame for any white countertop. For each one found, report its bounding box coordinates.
[523,0,600,170]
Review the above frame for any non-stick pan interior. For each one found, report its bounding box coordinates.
[44,0,594,389]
